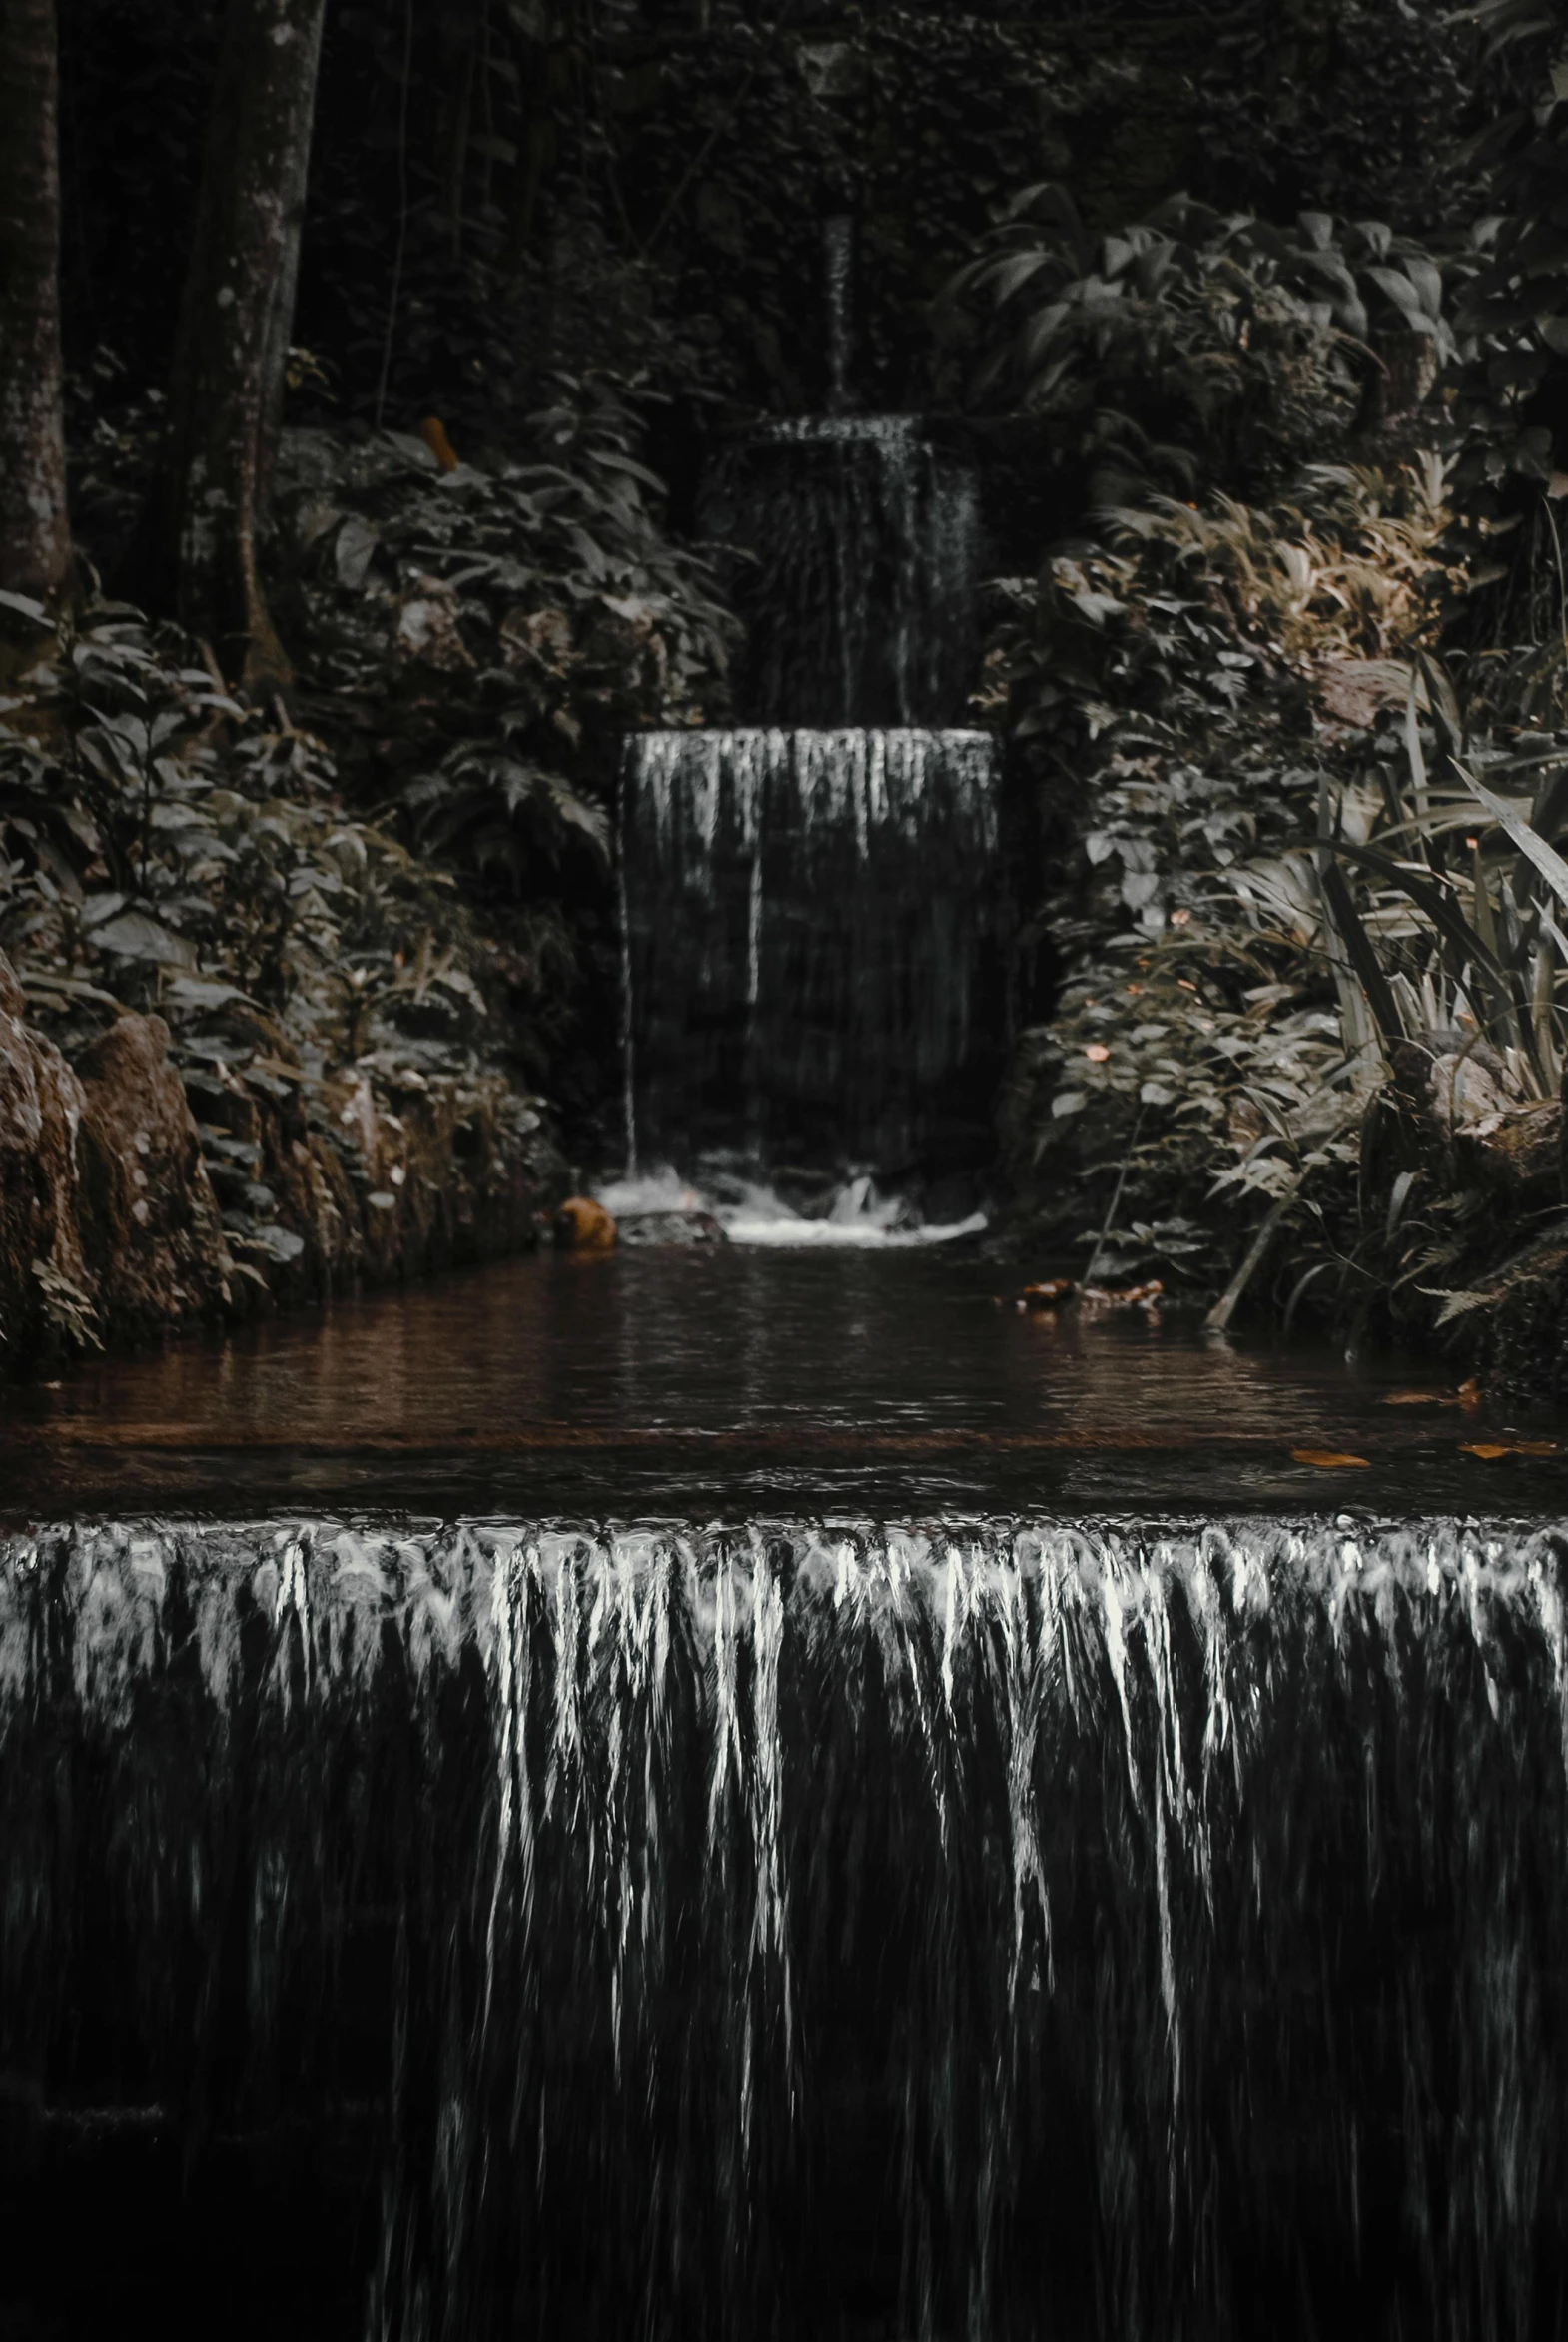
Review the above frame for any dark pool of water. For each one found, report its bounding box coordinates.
[4,1242,1564,1518]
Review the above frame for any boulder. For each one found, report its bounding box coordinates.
[616,1209,727,1247]
[1362,1033,1564,1223]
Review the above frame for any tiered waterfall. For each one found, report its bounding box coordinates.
[620,253,1001,1184]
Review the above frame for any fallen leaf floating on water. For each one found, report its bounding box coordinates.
[1016,1278,1076,1311]
[1383,1389,1455,1407]
[1292,1449,1371,1468]
[1457,1377,1483,1410]
[1004,1277,1163,1312]
[1461,1441,1560,1461]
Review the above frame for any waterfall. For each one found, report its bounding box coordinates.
[613,207,995,1199]
[7,1511,1568,2338]
[620,727,1004,1175]
[824,213,856,414]
[700,414,983,728]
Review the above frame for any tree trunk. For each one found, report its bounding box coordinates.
[156,0,327,689]
[0,0,72,604]
[257,4,327,506]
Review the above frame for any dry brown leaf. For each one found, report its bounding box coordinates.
[1317,657,1410,729]
[420,415,459,472]
[1461,1441,1559,1460]
[1020,1278,1075,1309]
[1383,1389,1451,1407]
[1291,1449,1371,1468]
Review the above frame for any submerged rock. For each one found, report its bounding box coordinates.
[616,1207,728,1246]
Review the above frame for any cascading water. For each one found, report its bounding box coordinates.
[620,225,995,1210]
[7,1511,1568,2338]
[700,415,984,730]
[621,727,1003,1178]
[12,174,1562,2342]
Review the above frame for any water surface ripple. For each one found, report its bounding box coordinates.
[4,1245,1565,1517]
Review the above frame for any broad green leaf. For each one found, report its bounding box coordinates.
[92,910,196,968]
[982,250,1052,305]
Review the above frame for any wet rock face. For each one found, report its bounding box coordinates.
[2,961,236,1357]
[0,948,564,1363]
[1,955,97,1358]
[74,1013,235,1334]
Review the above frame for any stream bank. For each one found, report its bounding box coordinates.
[0,947,563,1363]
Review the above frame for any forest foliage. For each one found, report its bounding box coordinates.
[3,0,1568,1351]
[974,0,1568,1362]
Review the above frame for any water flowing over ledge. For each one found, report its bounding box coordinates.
[7,1510,1568,2337]
[701,414,983,727]
[621,727,1005,1175]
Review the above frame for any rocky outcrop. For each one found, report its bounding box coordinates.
[75,1013,238,1334]
[0,949,566,1367]
[1360,1033,1565,1231]
[1,955,234,1360]
[0,954,96,1356]
[1347,1028,1568,1398]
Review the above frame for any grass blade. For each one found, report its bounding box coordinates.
[1325,837,1510,990]
[1457,762,1568,914]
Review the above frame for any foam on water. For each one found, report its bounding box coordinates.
[595,1163,986,1248]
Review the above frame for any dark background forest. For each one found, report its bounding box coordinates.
[5,0,1568,1379]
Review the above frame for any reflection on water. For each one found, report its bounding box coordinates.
[3,1243,1565,1515]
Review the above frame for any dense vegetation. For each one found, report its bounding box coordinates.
[3,0,1568,1370]
[960,3,1568,1381]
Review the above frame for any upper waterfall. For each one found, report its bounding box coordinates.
[701,412,983,728]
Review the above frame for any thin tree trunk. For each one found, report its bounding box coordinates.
[156,0,327,689]
[437,0,485,263]
[0,0,72,604]
[258,0,328,500]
